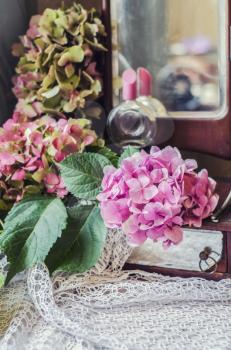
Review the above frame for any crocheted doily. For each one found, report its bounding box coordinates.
[1,229,231,350]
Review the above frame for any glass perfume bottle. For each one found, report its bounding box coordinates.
[136,67,175,144]
[107,69,157,148]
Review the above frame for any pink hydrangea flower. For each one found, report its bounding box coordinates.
[0,113,98,202]
[183,170,219,227]
[15,99,43,118]
[97,146,218,248]
[12,72,42,99]
[26,15,41,39]
[44,173,68,198]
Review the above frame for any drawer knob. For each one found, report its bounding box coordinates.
[199,247,220,273]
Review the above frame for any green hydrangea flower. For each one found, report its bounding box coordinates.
[12,3,107,119]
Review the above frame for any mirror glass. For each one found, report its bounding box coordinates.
[127,229,223,272]
[111,0,228,119]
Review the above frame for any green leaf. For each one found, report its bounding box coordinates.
[119,146,139,165]
[58,153,112,200]
[57,206,107,273]
[98,148,118,166]
[0,196,67,284]
[58,46,84,66]
[88,146,119,167]
[24,185,42,195]
[45,203,95,272]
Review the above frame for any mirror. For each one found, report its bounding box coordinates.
[127,229,223,272]
[111,0,228,119]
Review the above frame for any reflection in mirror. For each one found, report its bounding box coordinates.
[111,0,228,119]
[127,229,223,272]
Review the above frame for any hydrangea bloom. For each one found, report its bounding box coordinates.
[12,72,42,99]
[0,112,98,204]
[182,169,219,227]
[97,146,219,247]
[11,4,106,119]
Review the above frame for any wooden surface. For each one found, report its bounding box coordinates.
[170,116,231,159]
[124,263,230,281]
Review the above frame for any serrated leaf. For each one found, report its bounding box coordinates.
[58,153,112,200]
[46,203,95,272]
[0,196,67,284]
[57,206,107,273]
[119,146,139,165]
[99,149,118,166]
[88,146,119,167]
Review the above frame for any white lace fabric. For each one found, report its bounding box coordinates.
[1,229,231,350]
